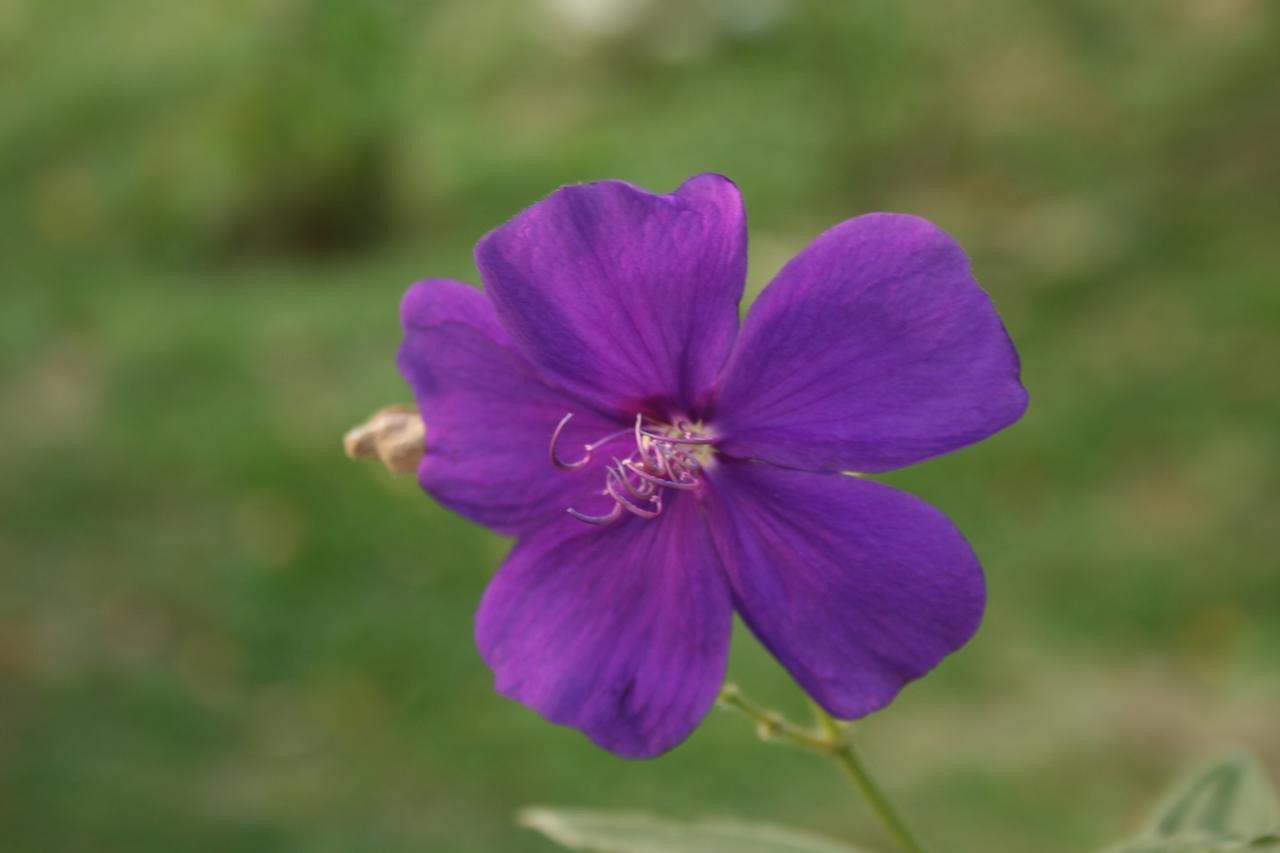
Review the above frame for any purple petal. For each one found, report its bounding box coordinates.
[475,494,732,758]
[476,174,746,418]
[703,460,984,719]
[397,279,629,536]
[713,214,1027,473]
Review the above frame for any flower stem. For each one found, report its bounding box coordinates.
[810,703,926,853]
[716,684,831,751]
[716,685,927,853]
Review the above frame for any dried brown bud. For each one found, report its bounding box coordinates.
[343,405,425,475]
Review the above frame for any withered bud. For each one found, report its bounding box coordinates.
[343,405,424,475]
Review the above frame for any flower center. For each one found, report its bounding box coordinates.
[548,413,714,525]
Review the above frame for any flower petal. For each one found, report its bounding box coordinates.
[475,494,732,758]
[713,214,1027,473]
[397,279,628,536]
[476,174,746,418]
[703,460,984,719]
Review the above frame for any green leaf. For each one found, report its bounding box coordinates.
[1108,839,1280,853]
[1109,754,1280,853]
[517,807,877,853]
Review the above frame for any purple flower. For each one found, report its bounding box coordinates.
[398,174,1027,758]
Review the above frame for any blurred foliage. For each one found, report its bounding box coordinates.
[1110,753,1280,852]
[2,0,1279,851]
[518,806,872,852]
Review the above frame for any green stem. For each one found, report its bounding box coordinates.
[716,685,928,853]
[811,703,927,853]
[716,684,831,751]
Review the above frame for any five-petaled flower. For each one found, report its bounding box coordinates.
[397,174,1027,758]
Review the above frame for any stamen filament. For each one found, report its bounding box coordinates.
[638,430,715,445]
[606,476,662,519]
[566,503,623,525]
[552,412,713,526]
[611,459,657,499]
[549,413,591,469]
[626,462,697,490]
[549,413,631,470]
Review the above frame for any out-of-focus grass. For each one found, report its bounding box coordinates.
[2,1,1278,851]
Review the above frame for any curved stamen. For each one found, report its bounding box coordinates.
[654,446,686,481]
[611,459,656,500]
[638,429,715,445]
[549,413,591,469]
[633,414,647,459]
[550,413,631,470]
[567,502,624,525]
[635,440,659,475]
[554,412,713,526]
[626,461,697,490]
[589,428,634,450]
[607,476,662,519]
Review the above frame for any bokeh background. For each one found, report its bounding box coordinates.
[3,0,1278,850]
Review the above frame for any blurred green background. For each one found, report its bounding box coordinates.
[3,0,1278,850]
